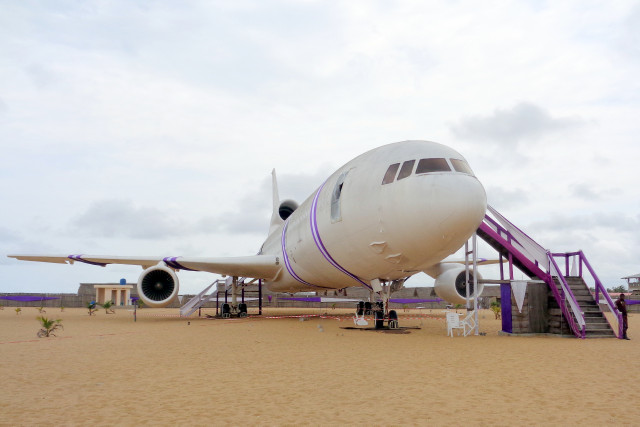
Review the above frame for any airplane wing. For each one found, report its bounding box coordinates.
[7,254,282,279]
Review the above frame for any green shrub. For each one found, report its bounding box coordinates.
[37,316,63,338]
[87,301,98,316]
[101,300,115,314]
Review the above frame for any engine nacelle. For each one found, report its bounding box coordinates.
[433,266,484,305]
[278,199,299,220]
[137,265,179,308]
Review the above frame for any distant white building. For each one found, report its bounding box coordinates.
[621,274,640,293]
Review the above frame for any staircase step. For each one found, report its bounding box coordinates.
[584,316,609,323]
[585,322,611,330]
[585,330,616,337]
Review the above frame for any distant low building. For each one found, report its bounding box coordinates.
[621,274,640,294]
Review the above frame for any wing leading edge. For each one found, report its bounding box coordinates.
[7,254,282,280]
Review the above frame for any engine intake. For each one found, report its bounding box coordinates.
[278,199,299,220]
[137,265,179,308]
[433,265,484,305]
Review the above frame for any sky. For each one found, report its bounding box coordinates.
[1,0,639,295]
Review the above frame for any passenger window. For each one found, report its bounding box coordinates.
[397,160,415,181]
[450,159,474,175]
[382,163,400,184]
[416,158,450,174]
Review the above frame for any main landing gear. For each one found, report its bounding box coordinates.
[356,301,399,329]
[220,276,249,318]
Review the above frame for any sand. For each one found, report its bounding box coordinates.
[1,306,637,426]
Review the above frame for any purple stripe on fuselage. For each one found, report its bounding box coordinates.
[162,256,197,271]
[309,183,373,290]
[280,220,328,289]
[68,254,107,267]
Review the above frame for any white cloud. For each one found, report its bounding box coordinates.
[1,0,639,293]
[451,102,585,145]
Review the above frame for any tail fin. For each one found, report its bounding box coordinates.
[269,169,283,235]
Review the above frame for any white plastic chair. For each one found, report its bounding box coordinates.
[353,313,369,326]
[446,310,477,337]
[446,312,464,337]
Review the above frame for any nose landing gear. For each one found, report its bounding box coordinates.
[355,301,399,330]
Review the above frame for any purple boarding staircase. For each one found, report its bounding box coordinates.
[476,206,621,339]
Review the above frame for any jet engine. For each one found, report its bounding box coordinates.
[433,265,484,305]
[137,264,180,308]
[278,199,299,220]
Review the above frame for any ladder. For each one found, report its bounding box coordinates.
[179,281,219,317]
[476,205,620,338]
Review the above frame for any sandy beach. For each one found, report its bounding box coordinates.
[1,306,637,426]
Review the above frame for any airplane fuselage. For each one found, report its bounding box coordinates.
[261,140,487,293]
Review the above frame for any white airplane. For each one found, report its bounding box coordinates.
[9,140,487,318]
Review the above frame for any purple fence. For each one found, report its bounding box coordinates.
[0,296,60,302]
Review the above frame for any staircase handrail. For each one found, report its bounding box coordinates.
[486,205,550,270]
[180,282,216,317]
[480,207,584,338]
[580,251,623,339]
[547,252,585,338]
[553,251,622,339]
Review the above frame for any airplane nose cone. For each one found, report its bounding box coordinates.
[437,175,487,238]
[378,172,487,267]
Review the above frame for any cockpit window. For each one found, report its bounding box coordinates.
[382,163,400,185]
[416,158,450,174]
[397,160,415,181]
[450,159,474,175]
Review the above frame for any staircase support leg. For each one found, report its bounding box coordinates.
[501,283,512,333]
[259,279,263,316]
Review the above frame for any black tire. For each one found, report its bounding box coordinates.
[364,302,372,315]
[389,310,398,329]
[374,310,385,329]
[222,303,231,318]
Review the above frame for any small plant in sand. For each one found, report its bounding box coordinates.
[137,299,144,309]
[402,304,408,313]
[60,306,65,312]
[87,301,98,316]
[36,316,63,338]
[454,303,463,313]
[331,303,337,310]
[490,300,501,320]
[15,307,22,315]
[37,305,46,313]
[101,300,115,314]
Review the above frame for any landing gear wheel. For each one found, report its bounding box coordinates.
[356,301,365,316]
[388,310,399,329]
[221,303,231,318]
[364,302,372,315]
[374,310,384,329]
[238,303,248,318]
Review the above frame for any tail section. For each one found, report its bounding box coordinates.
[268,169,299,236]
[269,169,283,235]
